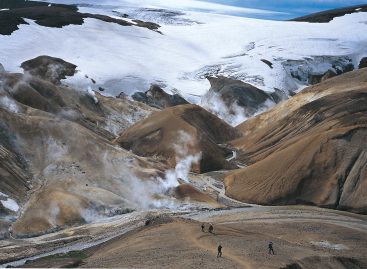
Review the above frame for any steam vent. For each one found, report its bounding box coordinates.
[1,1,367,268]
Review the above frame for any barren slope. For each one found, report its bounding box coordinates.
[115,104,241,173]
[10,207,367,269]
[226,69,367,213]
[0,58,163,237]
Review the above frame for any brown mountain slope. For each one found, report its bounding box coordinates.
[114,104,241,173]
[1,65,155,137]
[0,60,162,237]
[225,69,367,213]
[1,107,163,237]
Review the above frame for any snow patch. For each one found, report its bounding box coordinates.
[1,198,20,212]
[0,2,366,106]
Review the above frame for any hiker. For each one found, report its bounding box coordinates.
[208,224,214,234]
[217,245,222,258]
[201,223,205,232]
[268,242,275,255]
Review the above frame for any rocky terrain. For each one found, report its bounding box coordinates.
[0,1,367,268]
[1,54,366,269]
[132,84,189,109]
[201,76,284,125]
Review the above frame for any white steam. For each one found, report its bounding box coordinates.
[201,92,275,126]
[97,130,201,212]
[48,201,61,226]
[80,207,105,223]
[0,96,20,113]
[159,130,201,189]
[45,138,68,162]
[56,108,81,121]
[87,86,99,104]
[8,72,33,95]
[201,92,247,126]
[36,131,203,227]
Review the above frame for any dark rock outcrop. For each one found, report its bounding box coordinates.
[0,0,160,35]
[359,57,367,69]
[291,4,367,23]
[261,59,273,69]
[270,88,288,103]
[132,84,189,109]
[21,56,77,84]
[283,56,354,86]
[116,92,128,99]
[202,76,276,120]
[307,73,324,85]
[320,69,337,82]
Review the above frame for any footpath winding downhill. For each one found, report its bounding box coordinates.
[79,207,367,269]
[7,206,366,269]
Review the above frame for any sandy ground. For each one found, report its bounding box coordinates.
[2,206,366,269]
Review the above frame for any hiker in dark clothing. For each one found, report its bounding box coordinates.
[201,223,205,232]
[217,245,222,258]
[208,224,213,234]
[268,242,275,255]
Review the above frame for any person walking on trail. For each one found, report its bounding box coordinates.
[268,242,275,255]
[208,224,214,234]
[201,223,205,232]
[217,245,222,258]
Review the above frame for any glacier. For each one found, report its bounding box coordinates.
[0,1,366,104]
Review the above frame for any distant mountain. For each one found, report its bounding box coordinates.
[292,4,367,23]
